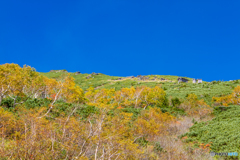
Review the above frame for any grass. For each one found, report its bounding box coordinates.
[40,71,120,90]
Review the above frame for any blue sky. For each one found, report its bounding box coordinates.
[0,0,239,81]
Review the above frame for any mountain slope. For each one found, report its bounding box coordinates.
[40,70,238,104]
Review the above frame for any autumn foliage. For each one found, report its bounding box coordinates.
[85,86,168,110]
[179,93,212,119]
[0,63,216,159]
[212,85,240,106]
[0,64,176,159]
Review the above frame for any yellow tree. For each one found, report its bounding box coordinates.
[61,76,85,104]
[85,87,116,109]
[118,87,135,107]
[38,75,85,118]
[140,86,167,109]
[0,63,43,107]
[182,93,212,119]
[0,65,10,104]
[99,111,143,159]
[134,107,175,141]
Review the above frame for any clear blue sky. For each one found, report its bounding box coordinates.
[0,0,239,81]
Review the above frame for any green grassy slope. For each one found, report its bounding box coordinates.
[181,105,240,159]
[40,71,120,90]
[40,71,239,104]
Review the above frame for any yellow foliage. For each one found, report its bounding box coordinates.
[0,107,15,136]
[85,87,116,109]
[180,94,212,119]
[0,63,211,159]
[134,107,175,140]
[85,86,167,110]
[62,76,85,103]
[0,63,41,102]
[140,86,167,107]
[212,86,240,106]
[0,64,85,107]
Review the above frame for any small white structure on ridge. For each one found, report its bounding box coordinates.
[197,79,202,83]
[192,79,196,83]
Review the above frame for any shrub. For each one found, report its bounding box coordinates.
[182,105,240,159]
[171,97,181,107]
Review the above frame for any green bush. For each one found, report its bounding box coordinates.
[1,97,15,108]
[24,98,51,109]
[171,97,181,107]
[182,105,240,159]
[154,142,163,152]
[135,137,149,147]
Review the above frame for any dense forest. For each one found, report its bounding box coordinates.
[0,63,239,160]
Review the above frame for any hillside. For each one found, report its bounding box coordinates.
[1,64,240,159]
[40,70,239,104]
[181,105,240,159]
